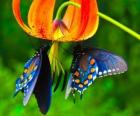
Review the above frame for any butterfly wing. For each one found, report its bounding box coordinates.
[23,55,41,105]
[65,73,73,99]
[14,52,41,106]
[86,48,128,77]
[65,46,128,99]
[33,47,52,115]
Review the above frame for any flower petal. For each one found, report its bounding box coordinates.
[63,0,99,41]
[12,0,32,35]
[28,0,56,39]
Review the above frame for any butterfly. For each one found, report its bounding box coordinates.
[65,45,128,99]
[14,46,52,114]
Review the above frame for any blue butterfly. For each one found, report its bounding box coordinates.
[14,46,52,114]
[65,46,128,99]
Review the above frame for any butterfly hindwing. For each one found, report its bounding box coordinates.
[66,50,98,96]
[86,48,128,77]
[23,55,41,105]
[65,74,73,99]
[14,51,41,106]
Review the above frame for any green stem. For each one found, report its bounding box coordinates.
[55,1,81,20]
[98,12,140,40]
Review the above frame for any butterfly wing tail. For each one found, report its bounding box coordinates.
[65,73,73,99]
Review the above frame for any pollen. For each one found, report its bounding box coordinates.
[53,27,64,40]
[88,74,92,80]
[90,58,95,65]
[52,20,69,41]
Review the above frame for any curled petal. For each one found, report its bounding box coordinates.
[12,0,32,35]
[63,0,99,41]
[28,0,56,39]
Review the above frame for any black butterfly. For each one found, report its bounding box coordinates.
[14,46,52,114]
[65,46,128,99]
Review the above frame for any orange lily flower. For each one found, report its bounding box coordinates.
[12,0,99,42]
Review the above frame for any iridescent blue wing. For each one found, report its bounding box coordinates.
[33,47,52,115]
[14,46,51,115]
[23,55,41,105]
[86,48,128,77]
[14,52,41,105]
[65,46,128,99]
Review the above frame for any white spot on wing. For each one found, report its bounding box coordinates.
[112,69,115,72]
[83,88,86,91]
[96,67,98,73]
[78,90,81,94]
[103,70,107,74]
[93,76,96,81]
[99,72,102,75]
[108,69,111,73]
[88,82,92,86]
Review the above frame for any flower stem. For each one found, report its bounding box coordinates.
[55,1,81,20]
[98,12,140,40]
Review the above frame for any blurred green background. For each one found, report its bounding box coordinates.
[0,0,140,116]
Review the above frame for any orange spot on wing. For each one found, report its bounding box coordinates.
[84,80,88,85]
[90,59,95,65]
[88,74,92,80]
[79,84,83,88]
[91,68,95,73]
[75,79,80,84]
[27,63,36,74]
[74,71,80,77]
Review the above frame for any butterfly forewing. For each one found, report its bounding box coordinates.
[33,47,52,114]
